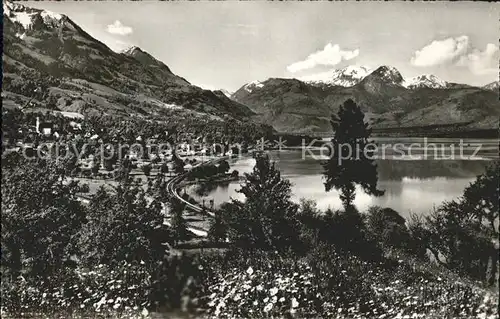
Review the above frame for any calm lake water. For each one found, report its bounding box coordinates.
[186,138,497,217]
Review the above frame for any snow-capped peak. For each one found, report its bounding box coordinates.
[403,74,448,89]
[122,46,142,55]
[369,65,404,85]
[483,81,499,91]
[4,1,36,30]
[3,0,25,15]
[300,65,372,87]
[297,64,457,89]
[220,89,233,98]
[244,80,264,93]
[4,0,65,30]
[40,10,64,23]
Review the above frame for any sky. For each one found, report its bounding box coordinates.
[27,1,500,91]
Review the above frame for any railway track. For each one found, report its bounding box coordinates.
[75,156,230,238]
[164,156,230,236]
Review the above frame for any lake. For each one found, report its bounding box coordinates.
[186,138,498,217]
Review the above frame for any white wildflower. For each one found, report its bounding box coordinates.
[270,287,279,296]
[246,266,254,276]
[264,303,273,313]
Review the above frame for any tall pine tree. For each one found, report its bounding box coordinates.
[322,99,384,209]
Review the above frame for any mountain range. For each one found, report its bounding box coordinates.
[297,65,474,90]
[232,66,499,134]
[2,0,254,122]
[2,0,499,136]
[483,81,500,92]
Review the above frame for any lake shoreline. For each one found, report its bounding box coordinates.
[185,146,494,216]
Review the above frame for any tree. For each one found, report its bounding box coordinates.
[160,162,169,176]
[423,201,491,280]
[316,207,380,260]
[322,99,384,209]
[406,213,431,260]
[462,161,499,286]
[77,182,170,266]
[208,210,227,244]
[295,199,322,251]
[141,163,152,177]
[103,158,115,171]
[462,161,499,239]
[221,154,299,250]
[218,159,230,175]
[91,160,99,176]
[365,206,410,251]
[146,172,167,199]
[1,153,86,278]
[415,162,499,285]
[102,147,117,172]
[169,196,189,245]
[115,158,132,182]
[172,153,185,175]
[231,170,239,179]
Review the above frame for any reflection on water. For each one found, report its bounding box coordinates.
[186,149,493,217]
[192,180,231,197]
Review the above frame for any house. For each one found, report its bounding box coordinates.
[69,121,82,132]
[39,123,53,136]
[35,117,54,136]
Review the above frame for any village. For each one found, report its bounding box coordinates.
[2,107,249,220]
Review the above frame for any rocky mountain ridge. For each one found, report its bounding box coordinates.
[2,0,254,120]
[232,65,499,134]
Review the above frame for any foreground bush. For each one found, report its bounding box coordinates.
[1,254,205,318]
[1,247,498,318]
[1,262,152,318]
[198,248,498,319]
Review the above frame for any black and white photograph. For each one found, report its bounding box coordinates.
[1,0,499,318]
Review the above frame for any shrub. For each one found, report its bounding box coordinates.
[1,262,152,317]
[77,184,170,266]
[198,247,498,318]
[365,206,411,251]
[317,207,382,261]
[221,154,300,251]
[230,170,239,179]
[141,163,152,177]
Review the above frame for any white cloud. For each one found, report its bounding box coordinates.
[410,36,470,67]
[287,43,360,73]
[457,43,499,75]
[411,36,499,75]
[106,20,133,36]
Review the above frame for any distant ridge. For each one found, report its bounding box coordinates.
[233,65,500,134]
